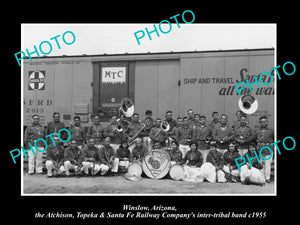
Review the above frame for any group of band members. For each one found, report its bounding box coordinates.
[24,109,274,185]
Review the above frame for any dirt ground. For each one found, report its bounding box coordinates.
[23,172,275,195]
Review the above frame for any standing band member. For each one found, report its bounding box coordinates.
[98,136,119,176]
[149,118,168,149]
[141,109,154,151]
[193,115,212,163]
[176,117,193,158]
[46,112,66,144]
[45,136,65,177]
[252,116,274,183]
[130,138,148,162]
[103,115,123,154]
[24,114,46,175]
[213,114,234,155]
[234,115,253,157]
[69,116,86,149]
[127,113,146,152]
[86,115,105,150]
[208,111,220,130]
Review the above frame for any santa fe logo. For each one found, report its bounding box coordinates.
[28,71,45,90]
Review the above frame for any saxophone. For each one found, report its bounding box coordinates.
[128,123,146,146]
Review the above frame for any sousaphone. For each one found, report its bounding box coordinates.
[238,94,258,114]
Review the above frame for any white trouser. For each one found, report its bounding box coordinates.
[45,160,65,176]
[128,143,136,154]
[119,160,130,169]
[199,149,210,163]
[240,165,265,184]
[63,160,79,176]
[179,144,190,159]
[262,154,273,180]
[27,147,44,174]
[81,161,101,175]
[98,158,120,175]
[200,162,226,183]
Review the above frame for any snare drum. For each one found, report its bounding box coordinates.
[169,164,184,181]
[127,161,143,177]
[142,149,171,179]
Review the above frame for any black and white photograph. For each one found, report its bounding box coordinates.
[4,5,298,225]
[21,23,276,196]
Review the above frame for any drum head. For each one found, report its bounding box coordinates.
[169,164,184,181]
[127,162,142,177]
[142,149,171,179]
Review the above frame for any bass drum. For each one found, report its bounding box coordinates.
[169,164,184,181]
[142,149,171,179]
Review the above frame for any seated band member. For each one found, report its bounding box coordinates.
[240,144,265,185]
[98,136,119,176]
[45,136,65,177]
[63,140,84,177]
[130,138,148,163]
[116,141,131,170]
[181,141,203,182]
[169,140,182,166]
[176,117,193,159]
[81,138,101,176]
[222,142,242,182]
[200,140,226,183]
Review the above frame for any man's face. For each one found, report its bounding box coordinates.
[74,118,80,126]
[146,113,152,119]
[166,112,172,121]
[220,116,227,125]
[155,119,161,127]
[132,115,139,122]
[70,141,77,149]
[183,118,189,126]
[188,110,194,119]
[53,114,60,123]
[260,118,268,128]
[103,137,110,146]
[111,116,117,124]
[88,139,95,147]
[177,118,183,126]
[94,116,100,125]
[240,116,247,126]
[194,115,200,123]
[199,117,206,125]
[32,116,40,125]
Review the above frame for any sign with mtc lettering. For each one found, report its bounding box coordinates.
[101,67,126,83]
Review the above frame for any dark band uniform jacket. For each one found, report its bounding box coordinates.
[252,127,274,156]
[169,148,183,163]
[212,125,234,149]
[223,150,242,170]
[46,143,65,165]
[182,150,203,167]
[69,125,86,146]
[193,125,212,150]
[24,124,46,148]
[64,146,84,165]
[131,146,148,161]
[176,125,193,145]
[234,125,253,149]
[82,145,99,162]
[206,149,224,169]
[103,123,123,145]
[86,124,105,145]
[98,145,115,165]
[116,147,130,160]
[149,126,168,147]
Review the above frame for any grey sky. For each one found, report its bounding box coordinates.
[22,23,276,57]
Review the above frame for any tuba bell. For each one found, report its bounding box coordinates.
[119,98,135,118]
[160,121,170,132]
[238,95,258,114]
